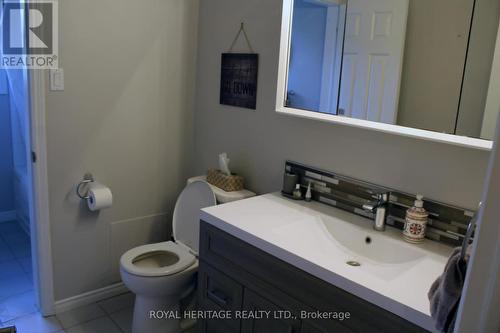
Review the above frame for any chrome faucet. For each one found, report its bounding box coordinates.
[362,192,389,231]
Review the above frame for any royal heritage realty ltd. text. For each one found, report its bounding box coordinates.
[149,310,351,321]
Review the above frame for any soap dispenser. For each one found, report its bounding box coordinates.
[403,194,428,243]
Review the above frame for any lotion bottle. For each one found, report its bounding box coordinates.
[403,194,428,243]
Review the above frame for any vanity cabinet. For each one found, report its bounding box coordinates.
[241,290,301,333]
[197,222,429,333]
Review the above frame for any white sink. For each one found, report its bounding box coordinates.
[266,204,430,282]
[322,215,425,264]
[322,214,429,282]
[201,193,454,332]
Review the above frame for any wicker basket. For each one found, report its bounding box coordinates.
[207,169,244,192]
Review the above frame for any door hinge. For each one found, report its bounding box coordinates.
[31,151,37,163]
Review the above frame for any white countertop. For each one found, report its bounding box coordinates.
[201,193,453,332]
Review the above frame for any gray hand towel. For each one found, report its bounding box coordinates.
[428,247,469,332]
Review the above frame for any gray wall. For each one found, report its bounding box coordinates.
[456,0,500,138]
[45,0,199,301]
[193,0,490,210]
[481,23,500,140]
[397,0,474,133]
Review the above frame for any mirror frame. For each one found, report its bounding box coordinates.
[276,0,493,151]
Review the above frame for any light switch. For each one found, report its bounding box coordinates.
[50,68,64,91]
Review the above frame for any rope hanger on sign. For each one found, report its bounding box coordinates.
[228,22,255,54]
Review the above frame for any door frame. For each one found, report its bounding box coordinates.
[28,69,55,316]
[319,4,345,114]
[454,113,500,332]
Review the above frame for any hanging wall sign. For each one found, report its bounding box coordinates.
[220,23,259,110]
[220,53,259,110]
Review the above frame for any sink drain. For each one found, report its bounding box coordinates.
[346,260,361,267]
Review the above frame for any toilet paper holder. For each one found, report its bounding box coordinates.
[76,173,95,200]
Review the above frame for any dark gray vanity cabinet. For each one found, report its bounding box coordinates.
[241,290,301,333]
[197,221,429,333]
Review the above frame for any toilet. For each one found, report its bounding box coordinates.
[120,180,217,333]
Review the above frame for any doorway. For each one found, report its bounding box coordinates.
[0,55,37,325]
[0,0,54,325]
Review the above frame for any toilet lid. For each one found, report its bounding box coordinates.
[172,180,216,254]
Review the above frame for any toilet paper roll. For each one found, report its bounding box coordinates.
[87,182,113,212]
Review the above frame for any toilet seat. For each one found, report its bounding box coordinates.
[120,241,196,277]
[120,181,216,278]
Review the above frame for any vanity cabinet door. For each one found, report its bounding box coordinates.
[241,289,301,333]
[198,262,243,332]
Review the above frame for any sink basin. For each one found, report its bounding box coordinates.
[268,211,428,281]
[321,216,425,265]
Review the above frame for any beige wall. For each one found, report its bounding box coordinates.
[44,0,493,302]
[397,0,474,133]
[481,23,500,140]
[457,0,500,138]
[45,0,199,301]
[193,0,490,211]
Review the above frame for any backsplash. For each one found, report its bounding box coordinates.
[285,161,475,247]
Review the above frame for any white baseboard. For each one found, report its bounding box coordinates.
[0,211,16,223]
[54,282,129,314]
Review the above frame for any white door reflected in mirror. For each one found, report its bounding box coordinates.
[339,0,408,124]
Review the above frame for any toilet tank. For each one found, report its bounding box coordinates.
[187,176,256,204]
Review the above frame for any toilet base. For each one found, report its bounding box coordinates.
[132,296,182,333]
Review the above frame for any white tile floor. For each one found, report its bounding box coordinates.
[0,220,136,332]
[0,221,195,333]
[0,291,136,333]
[0,221,35,325]
[0,221,137,332]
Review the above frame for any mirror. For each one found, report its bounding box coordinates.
[282,0,500,142]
